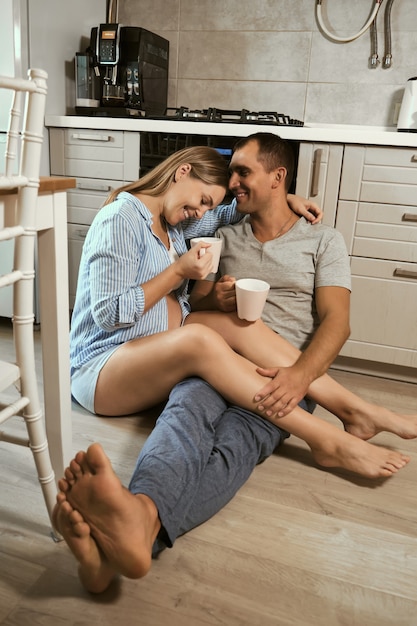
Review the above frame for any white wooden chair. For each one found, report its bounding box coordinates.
[0,68,58,535]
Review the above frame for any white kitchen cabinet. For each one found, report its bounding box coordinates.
[295,142,344,227]
[335,145,417,375]
[49,128,140,307]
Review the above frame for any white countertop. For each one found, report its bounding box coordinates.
[45,115,417,148]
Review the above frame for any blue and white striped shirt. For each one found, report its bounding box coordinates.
[70,192,241,374]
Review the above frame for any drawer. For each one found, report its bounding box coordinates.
[336,200,417,261]
[65,129,125,148]
[340,145,417,204]
[49,127,140,182]
[345,257,417,364]
[350,256,417,282]
[353,204,417,262]
[363,146,417,168]
[360,180,417,206]
[352,236,417,263]
[356,202,417,226]
[67,178,120,225]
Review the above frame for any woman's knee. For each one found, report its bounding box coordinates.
[180,323,227,355]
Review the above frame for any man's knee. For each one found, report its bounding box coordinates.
[168,377,228,413]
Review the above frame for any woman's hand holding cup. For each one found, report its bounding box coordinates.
[177,243,215,280]
[190,237,223,273]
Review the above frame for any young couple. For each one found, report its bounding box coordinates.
[54,133,416,593]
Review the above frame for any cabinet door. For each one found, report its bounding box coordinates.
[295,142,343,227]
[340,257,417,368]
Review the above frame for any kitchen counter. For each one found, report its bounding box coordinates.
[45,115,417,148]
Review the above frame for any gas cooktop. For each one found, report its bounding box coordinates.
[76,105,304,126]
[143,107,304,126]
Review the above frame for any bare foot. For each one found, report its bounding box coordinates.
[59,443,161,581]
[53,494,116,593]
[340,404,417,441]
[309,430,410,478]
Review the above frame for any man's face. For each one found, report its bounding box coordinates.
[228,140,276,214]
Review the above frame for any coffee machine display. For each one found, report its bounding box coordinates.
[75,24,169,117]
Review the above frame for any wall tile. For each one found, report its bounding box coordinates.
[305,83,404,126]
[309,31,417,85]
[119,0,180,31]
[179,0,315,31]
[178,32,311,82]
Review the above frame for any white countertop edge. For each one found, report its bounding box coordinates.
[45,115,417,148]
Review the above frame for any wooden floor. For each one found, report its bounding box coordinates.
[1,317,416,626]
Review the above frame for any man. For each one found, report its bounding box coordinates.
[190,132,351,415]
[54,133,414,594]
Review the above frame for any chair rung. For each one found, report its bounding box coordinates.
[0,396,29,424]
[0,269,24,288]
[0,430,30,447]
[0,174,28,190]
[0,225,25,241]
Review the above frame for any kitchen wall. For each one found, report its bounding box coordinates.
[119,0,417,127]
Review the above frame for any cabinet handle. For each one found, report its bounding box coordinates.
[402,213,417,222]
[76,229,88,239]
[76,182,112,192]
[71,133,112,142]
[411,154,417,162]
[393,268,417,280]
[311,148,323,197]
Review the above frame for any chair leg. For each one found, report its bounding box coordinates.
[23,402,62,540]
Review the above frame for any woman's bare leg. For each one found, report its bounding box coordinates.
[94,323,409,478]
[186,311,417,440]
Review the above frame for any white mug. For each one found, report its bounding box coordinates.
[190,237,223,273]
[235,278,270,321]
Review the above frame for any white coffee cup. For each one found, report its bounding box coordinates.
[235,278,270,321]
[190,237,223,273]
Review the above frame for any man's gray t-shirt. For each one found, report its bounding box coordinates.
[215,216,351,351]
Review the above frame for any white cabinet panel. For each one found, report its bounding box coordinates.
[342,262,417,354]
[336,145,417,372]
[67,177,120,225]
[295,142,343,227]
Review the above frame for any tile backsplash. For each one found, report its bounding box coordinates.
[119,0,417,126]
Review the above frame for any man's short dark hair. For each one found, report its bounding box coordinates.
[233,132,295,192]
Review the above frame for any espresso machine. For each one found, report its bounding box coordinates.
[75,24,169,116]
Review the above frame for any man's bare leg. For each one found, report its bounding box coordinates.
[53,494,116,593]
[56,443,161,584]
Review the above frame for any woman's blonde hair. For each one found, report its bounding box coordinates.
[104,145,229,205]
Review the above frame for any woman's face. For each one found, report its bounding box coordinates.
[163,166,226,225]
